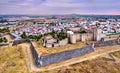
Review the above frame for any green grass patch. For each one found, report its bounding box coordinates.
[106,32,120,36]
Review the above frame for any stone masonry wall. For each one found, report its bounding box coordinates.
[12,39,30,46]
[7,33,16,39]
[0,43,9,46]
[12,38,120,67]
[94,39,120,47]
[38,45,94,67]
[29,42,40,67]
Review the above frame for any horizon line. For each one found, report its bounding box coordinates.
[0,14,120,16]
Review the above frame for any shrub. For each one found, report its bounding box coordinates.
[57,31,67,40]
[79,30,87,34]
[0,37,8,43]
[28,35,43,41]
[44,30,56,37]
[0,28,10,33]
[0,38,3,43]
[3,37,8,43]
[20,32,27,39]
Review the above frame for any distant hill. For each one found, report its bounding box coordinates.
[0,14,120,19]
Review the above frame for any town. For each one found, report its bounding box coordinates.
[0,15,120,73]
[1,0,120,72]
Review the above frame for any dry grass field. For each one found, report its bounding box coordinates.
[111,51,120,58]
[0,46,28,73]
[3,35,13,42]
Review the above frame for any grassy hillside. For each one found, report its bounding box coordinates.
[0,46,27,73]
[0,44,120,73]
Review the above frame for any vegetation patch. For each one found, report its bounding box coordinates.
[106,32,120,36]
[0,28,10,33]
[21,30,67,41]
[21,32,43,41]
[0,46,27,73]
[78,30,87,34]
[57,31,67,40]
[0,37,8,43]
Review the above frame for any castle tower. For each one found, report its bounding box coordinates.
[93,28,102,41]
[70,34,76,44]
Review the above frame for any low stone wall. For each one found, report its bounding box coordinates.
[94,39,119,47]
[0,33,16,39]
[0,43,9,46]
[12,39,30,46]
[0,33,7,37]
[38,44,94,67]
[7,33,16,39]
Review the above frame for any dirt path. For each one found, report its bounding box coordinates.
[109,54,120,63]
[20,43,31,73]
[23,44,120,72]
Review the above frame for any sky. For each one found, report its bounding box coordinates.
[0,0,120,15]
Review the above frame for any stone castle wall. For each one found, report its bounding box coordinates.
[12,38,120,67]
[80,33,93,42]
[37,44,94,67]
[94,39,120,47]
[12,39,30,46]
[29,42,40,67]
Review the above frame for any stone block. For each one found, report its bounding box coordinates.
[53,43,59,47]
[59,38,68,46]
[45,43,52,48]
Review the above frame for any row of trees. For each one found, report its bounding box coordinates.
[44,30,67,40]
[0,28,10,33]
[20,32,43,41]
[21,30,67,41]
[0,37,8,43]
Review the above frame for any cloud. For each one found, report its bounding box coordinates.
[0,0,120,15]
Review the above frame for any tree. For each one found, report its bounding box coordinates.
[20,32,27,39]
[28,35,35,39]
[3,37,8,43]
[79,30,87,34]
[0,28,10,33]
[96,22,101,27]
[44,30,56,37]
[0,38,3,43]
[28,35,43,41]
[50,22,56,26]
[57,31,67,40]
[34,35,42,41]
